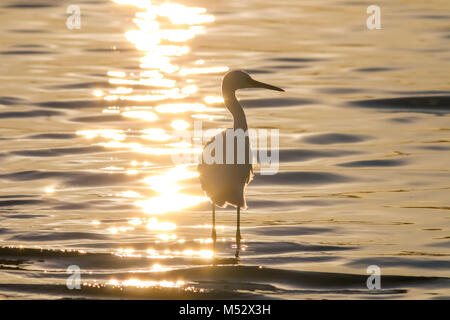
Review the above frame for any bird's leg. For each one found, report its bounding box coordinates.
[235,206,241,258]
[211,203,217,256]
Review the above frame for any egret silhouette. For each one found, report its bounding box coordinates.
[198,70,284,258]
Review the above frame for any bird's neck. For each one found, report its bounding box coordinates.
[223,90,248,131]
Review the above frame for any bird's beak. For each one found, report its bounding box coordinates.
[249,78,285,92]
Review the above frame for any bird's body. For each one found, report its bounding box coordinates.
[197,70,284,258]
[198,129,254,208]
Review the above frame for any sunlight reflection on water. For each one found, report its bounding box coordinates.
[75,1,223,284]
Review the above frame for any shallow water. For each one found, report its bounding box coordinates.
[0,0,449,299]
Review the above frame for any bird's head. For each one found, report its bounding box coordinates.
[222,70,284,94]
